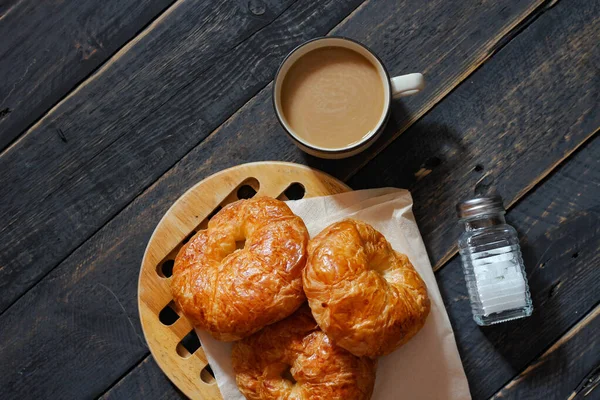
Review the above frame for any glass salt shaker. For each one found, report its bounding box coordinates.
[456,196,533,326]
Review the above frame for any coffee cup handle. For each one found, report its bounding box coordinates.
[390,73,425,98]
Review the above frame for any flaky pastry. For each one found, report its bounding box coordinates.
[232,306,376,400]
[170,197,308,341]
[303,219,430,357]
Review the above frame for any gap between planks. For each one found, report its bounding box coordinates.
[0,1,594,399]
[0,0,580,321]
[488,302,600,400]
[0,0,178,155]
[0,0,350,318]
[339,0,561,183]
[88,2,373,396]
[95,353,150,399]
[91,2,595,396]
[433,128,599,272]
[104,7,599,394]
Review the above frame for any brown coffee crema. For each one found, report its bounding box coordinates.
[280,47,385,149]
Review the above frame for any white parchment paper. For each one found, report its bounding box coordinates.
[196,188,471,399]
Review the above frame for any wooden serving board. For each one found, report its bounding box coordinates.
[138,161,350,399]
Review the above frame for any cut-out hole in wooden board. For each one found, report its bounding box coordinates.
[159,302,180,326]
[196,178,260,231]
[182,230,197,244]
[177,330,201,358]
[237,179,259,199]
[157,259,175,278]
[156,178,264,277]
[201,364,216,384]
[278,182,306,200]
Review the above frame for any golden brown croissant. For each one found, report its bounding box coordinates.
[232,306,376,400]
[170,197,309,341]
[303,219,430,357]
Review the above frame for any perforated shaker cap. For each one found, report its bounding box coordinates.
[456,195,505,219]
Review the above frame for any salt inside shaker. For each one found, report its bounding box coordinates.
[456,196,533,326]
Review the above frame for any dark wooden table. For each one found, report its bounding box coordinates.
[1,0,598,398]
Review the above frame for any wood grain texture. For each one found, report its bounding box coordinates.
[491,305,600,400]
[106,118,600,400]
[100,356,185,400]
[437,134,600,399]
[0,0,558,318]
[0,3,365,399]
[0,0,365,314]
[1,1,597,399]
[349,0,600,269]
[138,162,348,399]
[1,0,566,322]
[307,0,557,178]
[0,0,175,149]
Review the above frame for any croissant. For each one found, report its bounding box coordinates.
[170,197,308,341]
[232,306,376,399]
[303,219,430,357]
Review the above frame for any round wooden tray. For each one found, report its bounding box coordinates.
[138,161,350,399]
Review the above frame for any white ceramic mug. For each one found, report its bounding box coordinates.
[273,37,424,159]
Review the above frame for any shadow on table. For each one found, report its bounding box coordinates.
[473,210,600,383]
[300,101,471,192]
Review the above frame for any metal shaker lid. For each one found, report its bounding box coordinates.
[456,195,505,219]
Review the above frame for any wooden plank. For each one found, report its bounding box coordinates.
[0,0,597,398]
[0,2,367,398]
[490,305,600,400]
[0,0,175,149]
[97,121,600,400]
[0,0,552,314]
[0,0,365,314]
[100,357,185,400]
[308,0,558,178]
[436,134,600,399]
[348,0,600,269]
